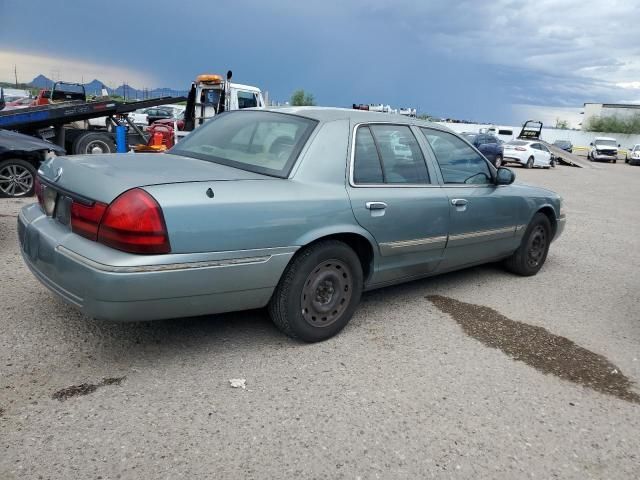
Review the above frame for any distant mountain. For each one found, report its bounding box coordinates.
[28,75,188,100]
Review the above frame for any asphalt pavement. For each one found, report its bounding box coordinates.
[1,162,639,479]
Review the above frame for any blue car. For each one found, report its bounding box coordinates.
[19,108,565,342]
[461,132,504,167]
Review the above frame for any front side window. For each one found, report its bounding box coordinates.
[352,124,429,185]
[421,128,492,185]
[170,111,317,178]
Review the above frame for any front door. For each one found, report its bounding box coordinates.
[420,128,523,270]
[347,123,450,285]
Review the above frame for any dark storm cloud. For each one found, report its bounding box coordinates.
[2,0,639,123]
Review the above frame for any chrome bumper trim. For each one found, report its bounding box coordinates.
[56,246,271,273]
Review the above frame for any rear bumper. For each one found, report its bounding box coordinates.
[18,204,296,321]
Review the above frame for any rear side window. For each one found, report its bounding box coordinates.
[237,91,258,109]
[353,127,383,184]
[420,128,492,185]
[353,124,429,185]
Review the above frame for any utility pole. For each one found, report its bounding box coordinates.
[14,65,18,87]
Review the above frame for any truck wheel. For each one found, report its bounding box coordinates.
[503,212,551,276]
[268,240,363,342]
[526,156,534,169]
[72,132,116,155]
[0,159,36,198]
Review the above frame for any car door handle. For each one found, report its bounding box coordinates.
[451,198,468,207]
[365,201,387,210]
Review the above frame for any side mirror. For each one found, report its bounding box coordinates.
[618,144,621,148]
[496,167,515,185]
[589,142,593,146]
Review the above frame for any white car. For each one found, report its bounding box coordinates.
[502,140,554,169]
[625,144,640,166]
[87,110,148,130]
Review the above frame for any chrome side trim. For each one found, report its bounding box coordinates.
[379,235,447,256]
[56,246,272,273]
[448,226,516,244]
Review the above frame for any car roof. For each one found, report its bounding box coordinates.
[262,106,442,129]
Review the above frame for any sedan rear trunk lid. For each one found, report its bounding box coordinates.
[37,152,270,203]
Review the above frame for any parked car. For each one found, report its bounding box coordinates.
[0,129,65,198]
[552,139,573,153]
[588,137,619,163]
[152,110,185,131]
[625,144,640,165]
[143,107,174,125]
[502,140,554,168]
[20,108,565,342]
[87,110,149,130]
[461,132,504,167]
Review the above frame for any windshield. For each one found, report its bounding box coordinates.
[595,139,617,147]
[169,110,318,178]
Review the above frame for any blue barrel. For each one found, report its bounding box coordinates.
[115,125,128,153]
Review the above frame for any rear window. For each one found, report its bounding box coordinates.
[497,129,513,136]
[506,140,527,146]
[169,111,317,178]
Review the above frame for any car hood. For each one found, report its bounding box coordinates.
[38,152,270,203]
[0,129,66,155]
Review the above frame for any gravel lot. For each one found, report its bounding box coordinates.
[1,162,639,479]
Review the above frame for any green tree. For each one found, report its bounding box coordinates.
[586,115,640,134]
[555,118,569,129]
[290,89,315,106]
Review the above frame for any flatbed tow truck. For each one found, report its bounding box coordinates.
[0,82,185,155]
[517,120,592,168]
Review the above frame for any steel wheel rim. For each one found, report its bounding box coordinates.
[527,225,547,268]
[301,259,353,328]
[86,140,110,154]
[0,164,33,197]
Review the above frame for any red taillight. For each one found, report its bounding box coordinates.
[97,188,170,254]
[71,201,107,241]
[515,146,527,151]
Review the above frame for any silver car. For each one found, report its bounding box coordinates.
[19,108,565,342]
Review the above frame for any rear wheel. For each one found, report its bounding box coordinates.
[268,240,363,342]
[72,132,116,155]
[503,213,551,276]
[526,156,534,169]
[0,159,36,198]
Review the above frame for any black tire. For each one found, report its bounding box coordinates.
[494,155,502,168]
[268,240,363,342]
[72,132,116,155]
[613,158,617,164]
[526,156,534,169]
[625,156,629,164]
[0,158,37,198]
[503,212,551,276]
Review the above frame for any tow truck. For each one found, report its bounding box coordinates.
[144,71,264,149]
[0,82,185,155]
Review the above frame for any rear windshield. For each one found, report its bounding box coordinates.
[169,111,318,178]
[506,140,527,146]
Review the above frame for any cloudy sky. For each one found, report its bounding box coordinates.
[1,0,639,126]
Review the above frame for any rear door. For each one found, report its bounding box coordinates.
[347,123,450,285]
[420,128,523,270]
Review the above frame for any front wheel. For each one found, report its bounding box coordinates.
[503,213,551,276]
[0,159,36,198]
[526,156,534,169]
[268,240,364,342]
